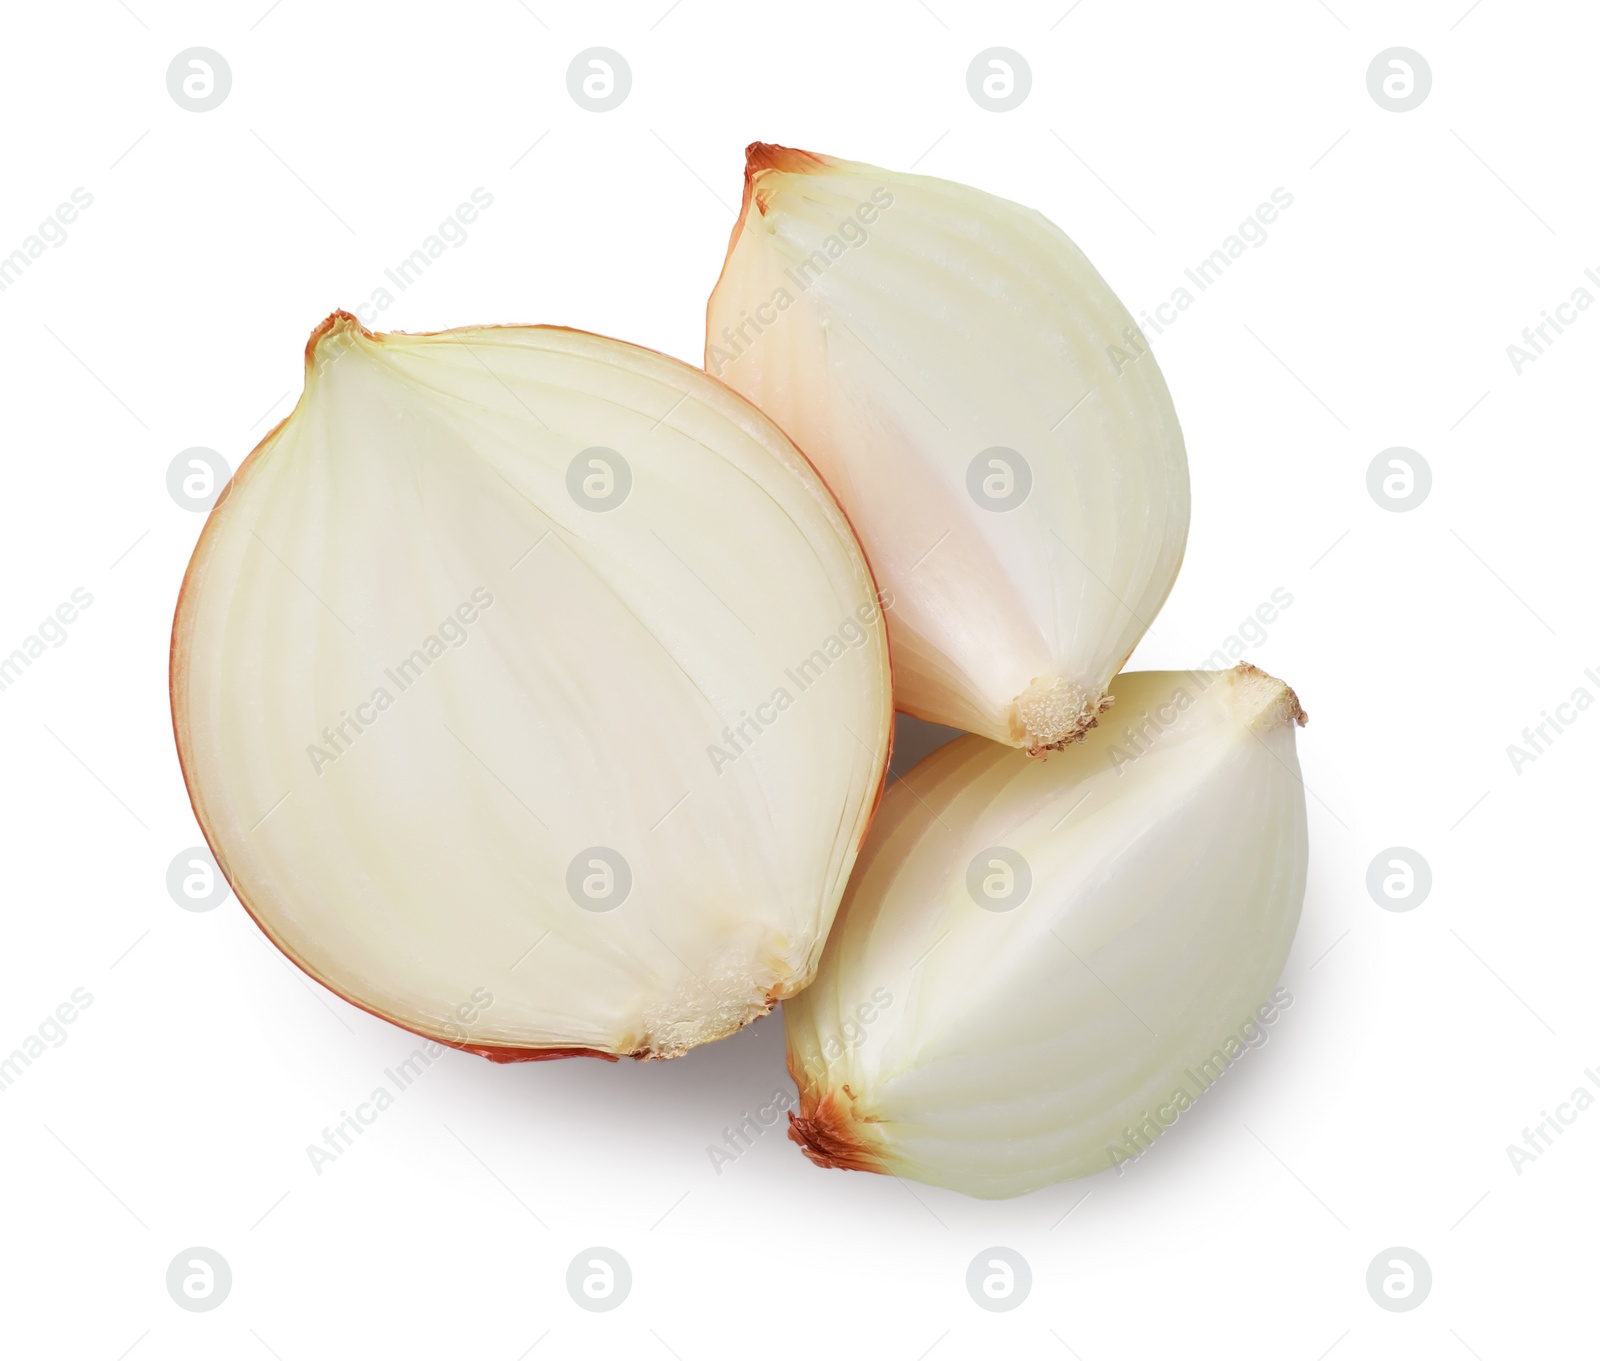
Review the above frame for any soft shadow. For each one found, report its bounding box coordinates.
[887,712,965,781]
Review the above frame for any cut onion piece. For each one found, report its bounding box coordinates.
[783,665,1308,1197]
[172,313,893,1060]
[707,144,1190,752]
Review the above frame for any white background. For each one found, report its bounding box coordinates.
[1,1,1594,1356]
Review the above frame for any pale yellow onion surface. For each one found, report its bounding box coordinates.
[707,145,1190,751]
[783,666,1308,1198]
[173,314,892,1060]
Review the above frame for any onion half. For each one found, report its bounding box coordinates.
[172,314,893,1060]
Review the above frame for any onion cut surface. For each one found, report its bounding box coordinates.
[707,144,1190,752]
[173,314,893,1060]
[783,665,1308,1197]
